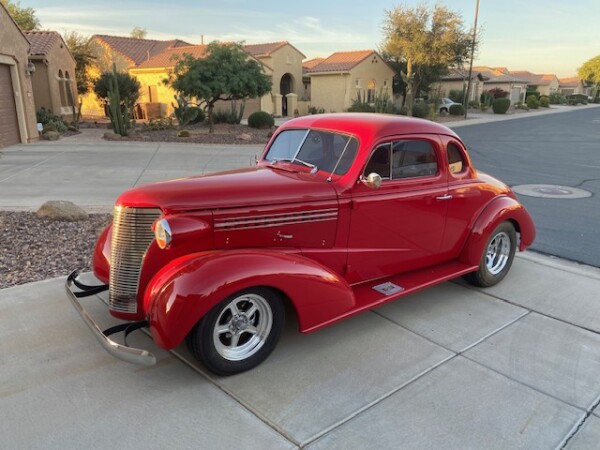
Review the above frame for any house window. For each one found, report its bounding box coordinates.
[367,79,376,103]
[355,79,361,89]
[58,69,67,107]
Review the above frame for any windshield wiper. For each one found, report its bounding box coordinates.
[271,158,318,173]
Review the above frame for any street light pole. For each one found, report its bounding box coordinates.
[464,0,480,119]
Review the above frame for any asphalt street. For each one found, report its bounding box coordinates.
[454,107,600,268]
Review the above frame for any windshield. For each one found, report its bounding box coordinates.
[264,129,358,176]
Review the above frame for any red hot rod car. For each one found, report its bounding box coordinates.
[67,113,535,375]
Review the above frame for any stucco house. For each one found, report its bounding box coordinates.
[469,66,529,104]
[558,77,591,97]
[508,70,560,96]
[431,68,487,104]
[305,50,395,113]
[82,35,192,116]
[244,42,306,116]
[129,43,277,119]
[24,31,78,118]
[0,2,38,148]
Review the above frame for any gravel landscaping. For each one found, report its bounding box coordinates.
[0,211,112,289]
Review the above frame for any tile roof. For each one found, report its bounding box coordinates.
[24,31,62,57]
[306,50,376,73]
[93,35,192,66]
[470,66,528,84]
[508,70,558,85]
[559,76,582,86]
[135,45,207,69]
[440,68,488,81]
[303,58,325,69]
[244,41,288,57]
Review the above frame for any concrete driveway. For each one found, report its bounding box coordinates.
[1,114,600,448]
[2,253,600,449]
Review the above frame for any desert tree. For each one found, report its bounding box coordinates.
[381,2,474,116]
[170,41,272,132]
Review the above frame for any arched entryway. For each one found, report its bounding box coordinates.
[280,73,294,116]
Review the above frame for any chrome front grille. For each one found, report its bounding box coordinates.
[109,207,161,313]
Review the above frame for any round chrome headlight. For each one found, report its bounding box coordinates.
[154,218,172,249]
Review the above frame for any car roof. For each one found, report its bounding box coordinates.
[278,113,460,142]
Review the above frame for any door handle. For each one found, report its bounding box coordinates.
[435,194,453,201]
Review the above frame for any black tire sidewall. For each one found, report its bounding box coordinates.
[187,287,285,376]
[476,222,517,287]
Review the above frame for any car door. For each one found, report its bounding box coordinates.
[344,136,450,284]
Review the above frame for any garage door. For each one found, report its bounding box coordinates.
[0,64,21,148]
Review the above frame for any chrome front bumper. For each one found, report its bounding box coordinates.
[65,270,157,366]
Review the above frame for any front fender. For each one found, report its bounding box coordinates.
[459,196,536,266]
[144,250,355,349]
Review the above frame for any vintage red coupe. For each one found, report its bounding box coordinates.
[67,113,535,375]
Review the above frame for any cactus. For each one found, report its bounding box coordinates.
[172,94,199,128]
[106,64,130,136]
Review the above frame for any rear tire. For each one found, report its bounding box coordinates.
[186,287,285,376]
[464,221,517,287]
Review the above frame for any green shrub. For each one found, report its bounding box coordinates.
[526,96,540,109]
[492,98,511,114]
[172,94,199,128]
[449,104,465,116]
[526,89,540,100]
[396,105,408,116]
[468,100,480,109]
[308,106,325,114]
[480,91,493,108]
[37,107,68,133]
[412,102,430,118]
[567,94,588,105]
[211,109,238,124]
[189,106,205,123]
[177,130,190,137]
[448,89,464,103]
[248,111,274,129]
[141,117,175,131]
[539,96,550,107]
[549,92,566,105]
[488,88,509,99]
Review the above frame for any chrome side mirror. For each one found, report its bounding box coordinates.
[361,172,382,189]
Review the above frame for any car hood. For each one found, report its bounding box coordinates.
[116,166,338,213]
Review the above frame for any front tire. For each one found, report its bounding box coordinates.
[464,221,517,287]
[186,287,285,375]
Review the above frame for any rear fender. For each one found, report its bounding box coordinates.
[144,250,355,349]
[459,196,536,266]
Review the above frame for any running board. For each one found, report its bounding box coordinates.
[303,260,477,332]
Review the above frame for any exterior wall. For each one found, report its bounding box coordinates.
[347,56,394,111]
[261,44,304,97]
[310,73,350,113]
[29,62,51,111]
[29,41,78,118]
[534,78,560,96]
[310,54,395,114]
[0,6,38,144]
[131,68,174,116]
[483,82,527,103]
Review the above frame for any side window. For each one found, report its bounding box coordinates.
[364,143,391,179]
[392,140,438,179]
[447,142,467,174]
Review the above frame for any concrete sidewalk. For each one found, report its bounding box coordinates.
[1,252,599,449]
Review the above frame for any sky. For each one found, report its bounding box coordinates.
[23,0,600,78]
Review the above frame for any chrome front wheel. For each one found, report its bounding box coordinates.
[213,293,273,361]
[186,288,285,375]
